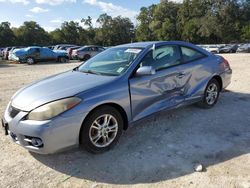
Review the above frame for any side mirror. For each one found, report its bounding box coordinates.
[136,66,156,76]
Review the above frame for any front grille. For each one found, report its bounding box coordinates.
[8,105,20,118]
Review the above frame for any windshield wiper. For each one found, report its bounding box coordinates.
[80,69,102,75]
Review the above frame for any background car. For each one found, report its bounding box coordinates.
[8,47,25,61]
[219,44,238,53]
[47,46,55,50]
[12,46,69,64]
[206,45,220,54]
[67,46,81,59]
[53,44,76,51]
[71,45,105,60]
[237,43,250,53]
[0,47,4,57]
[2,47,12,60]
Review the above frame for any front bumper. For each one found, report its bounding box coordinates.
[2,104,88,154]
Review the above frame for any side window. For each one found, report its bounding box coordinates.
[140,45,181,71]
[181,47,205,62]
[34,48,40,53]
[99,47,105,51]
[28,48,36,53]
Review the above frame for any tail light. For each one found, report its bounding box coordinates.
[222,58,231,69]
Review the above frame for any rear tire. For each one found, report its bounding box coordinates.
[80,106,123,153]
[27,57,35,65]
[197,78,220,109]
[83,54,91,61]
[59,56,68,63]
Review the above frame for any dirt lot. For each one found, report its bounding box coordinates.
[0,54,250,188]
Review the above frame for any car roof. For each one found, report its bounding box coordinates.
[116,41,201,48]
[85,45,103,48]
[115,41,211,55]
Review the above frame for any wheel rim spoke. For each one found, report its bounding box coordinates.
[92,134,102,143]
[206,83,218,105]
[89,114,118,148]
[103,115,112,126]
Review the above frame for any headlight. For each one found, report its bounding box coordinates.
[27,97,81,121]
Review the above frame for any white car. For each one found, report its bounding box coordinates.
[206,45,220,54]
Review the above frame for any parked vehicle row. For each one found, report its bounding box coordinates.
[198,43,250,54]
[237,43,250,53]
[0,44,106,64]
[43,44,105,61]
[1,43,249,64]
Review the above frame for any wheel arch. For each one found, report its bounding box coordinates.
[212,75,223,91]
[79,102,129,144]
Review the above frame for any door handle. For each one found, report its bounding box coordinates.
[176,72,186,79]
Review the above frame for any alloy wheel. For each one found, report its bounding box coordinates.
[89,114,118,148]
[27,58,34,64]
[206,83,218,105]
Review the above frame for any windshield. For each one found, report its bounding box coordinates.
[78,47,143,76]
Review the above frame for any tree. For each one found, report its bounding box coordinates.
[81,16,96,44]
[50,29,64,44]
[241,24,250,41]
[95,14,135,46]
[1,0,250,47]
[14,21,50,46]
[136,5,156,41]
[0,22,16,47]
[60,21,82,44]
[150,1,181,41]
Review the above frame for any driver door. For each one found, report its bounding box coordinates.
[129,45,185,121]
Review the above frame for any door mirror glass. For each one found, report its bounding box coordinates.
[136,66,156,76]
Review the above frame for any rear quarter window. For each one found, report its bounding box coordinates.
[181,46,205,63]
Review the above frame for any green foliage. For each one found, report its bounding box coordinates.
[136,5,157,41]
[94,14,134,46]
[0,0,250,47]
[241,24,250,41]
[137,0,250,44]
[14,21,50,46]
[0,22,16,47]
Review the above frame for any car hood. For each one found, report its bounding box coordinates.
[11,71,116,111]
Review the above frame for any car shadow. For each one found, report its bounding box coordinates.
[31,90,250,184]
[0,63,16,68]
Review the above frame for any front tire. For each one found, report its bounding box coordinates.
[198,79,220,109]
[80,106,123,153]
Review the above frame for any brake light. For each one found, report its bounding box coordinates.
[222,58,230,69]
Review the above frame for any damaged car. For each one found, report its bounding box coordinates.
[11,46,69,64]
[2,41,232,154]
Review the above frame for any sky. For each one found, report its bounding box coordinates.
[0,0,171,31]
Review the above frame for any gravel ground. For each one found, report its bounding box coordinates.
[0,54,250,188]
